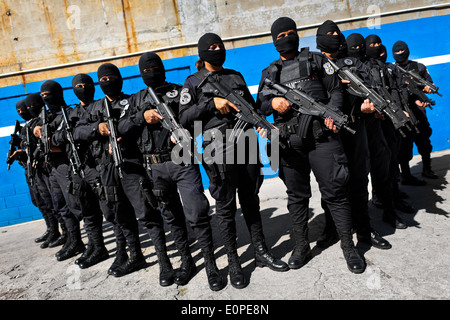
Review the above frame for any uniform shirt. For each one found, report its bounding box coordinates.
[256,49,344,126]
[179,68,255,133]
[118,83,181,155]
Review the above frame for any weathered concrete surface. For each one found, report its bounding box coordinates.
[0,150,449,303]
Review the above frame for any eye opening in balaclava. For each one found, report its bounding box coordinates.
[346,33,366,60]
[16,98,31,121]
[25,93,45,118]
[72,73,95,104]
[138,52,166,88]
[40,80,65,112]
[198,33,226,67]
[316,20,342,53]
[392,40,410,64]
[97,63,123,97]
[270,17,299,54]
[365,34,383,59]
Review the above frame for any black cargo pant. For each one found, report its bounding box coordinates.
[48,156,81,233]
[398,105,433,166]
[279,131,353,233]
[120,159,166,248]
[149,160,212,250]
[338,117,371,235]
[366,117,395,211]
[97,161,140,250]
[69,165,108,246]
[26,167,55,231]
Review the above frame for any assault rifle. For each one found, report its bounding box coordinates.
[201,74,283,145]
[61,107,85,178]
[326,58,412,137]
[40,106,50,165]
[6,120,22,170]
[25,126,35,186]
[146,86,192,147]
[263,78,356,135]
[396,65,442,97]
[104,98,124,179]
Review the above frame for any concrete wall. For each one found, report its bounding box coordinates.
[0,1,449,226]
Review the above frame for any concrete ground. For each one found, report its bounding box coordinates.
[1,150,449,306]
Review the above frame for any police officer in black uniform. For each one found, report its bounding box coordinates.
[74,63,146,277]
[363,35,408,229]
[61,73,110,269]
[11,99,51,244]
[24,93,62,248]
[180,32,289,289]
[256,17,365,274]
[314,22,391,250]
[33,80,85,261]
[118,52,220,289]
[33,80,86,260]
[392,40,438,182]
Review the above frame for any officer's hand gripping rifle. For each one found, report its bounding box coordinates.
[146,86,192,149]
[326,58,411,137]
[396,64,442,98]
[201,74,284,146]
[263,78,356,135]
[61,107,85,178]
[104,98,124,179]
[6,120,22,170]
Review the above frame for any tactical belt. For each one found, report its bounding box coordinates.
[143,152,172,165]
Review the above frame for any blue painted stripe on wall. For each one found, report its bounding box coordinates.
[1,14,449,226]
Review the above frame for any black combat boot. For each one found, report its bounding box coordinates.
[56,228,86,261]
[357,229,392,250]
[288,225,312,269]
[40,218,61,249]
[400,162,426,186]
[108,238,128,276]
[111,242,147,277]
[383,209,407,229]
[35,214,50,243]
[253,238,289,272]
[201,247,225,291]
[174,244,196,286]
[226,247,247,289]
[338,230,366,274]
[48,223,67,248]
[78,236,109,269]
[75,241,93,266]
[422,156,438,179]
[155,246,175,287]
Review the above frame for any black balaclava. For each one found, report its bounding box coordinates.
[40,80,65,112]
[16,98,31,121]
[379,44,387,63]
[365,34,383,59]
[392,40,410,64]
[346,33,366,60]
[337,33,348,59]
[316,20,342,53]
[139,52,166,88]
[25,93,45,118]
[97,63,123,97]
[198,33,226,67]
[271,17,299,54]
[72,73,95,103]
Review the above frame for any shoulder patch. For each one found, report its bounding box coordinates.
[323,62,335,75]
[344,58,353,66]
[166,89,179,99]
[180,89,192,105]
[120,99,128,106]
